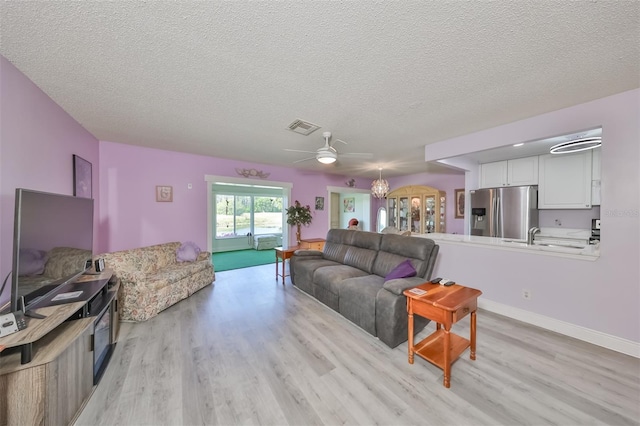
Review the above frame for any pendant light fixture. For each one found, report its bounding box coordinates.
[371,167,390,199]
[550,136,602,154]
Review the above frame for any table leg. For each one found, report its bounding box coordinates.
[281,256,286,284]
[275,253,279,281]
[407,302,414,364]
[470,310,477,361]
[443,325,451,388]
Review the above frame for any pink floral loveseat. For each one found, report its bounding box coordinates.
[100,242,215,321]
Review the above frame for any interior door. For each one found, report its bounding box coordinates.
[330,192,340,228]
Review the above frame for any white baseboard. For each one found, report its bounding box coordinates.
[479,299,640,359]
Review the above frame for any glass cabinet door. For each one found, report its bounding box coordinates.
[387,198,397,228]
[386,186,446,234]
[411,197,421,233]
[439,195,446,232]
[424,195,436,233]
[399,197,409,231]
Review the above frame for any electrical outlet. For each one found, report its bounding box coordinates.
[187,183,193,189]
[522,289,532,300]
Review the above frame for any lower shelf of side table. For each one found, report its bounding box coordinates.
[413,329,470,370]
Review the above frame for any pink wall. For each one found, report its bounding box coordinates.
[0,56,99,306]
[97,141,374,252]
[387,172,466,234]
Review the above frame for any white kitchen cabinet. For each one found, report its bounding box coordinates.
[591,147,601,205]
[480,156,538,188]
[591,147,601,180]
[480,161,507,188]
[507,156,539,186]
[538,150,593,209]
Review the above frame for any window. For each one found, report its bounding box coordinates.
[215,194,283,239]
[253,196,283,234]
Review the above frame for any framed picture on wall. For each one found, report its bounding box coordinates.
[156,185,173,202]
[315,196,324,211]
[73,155,92,199]
[455,188,465,218]
[343,197,355,213]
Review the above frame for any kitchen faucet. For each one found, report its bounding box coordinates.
[527,227,540,245]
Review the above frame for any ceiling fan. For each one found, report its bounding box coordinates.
[284,131,373,164]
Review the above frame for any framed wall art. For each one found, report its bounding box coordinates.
[73,155,92,199]
[343,197,355,213]
[156,185,173,202]
[315,196,325,211]
[455,188,465,219]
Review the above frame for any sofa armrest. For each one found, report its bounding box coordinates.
[293,249,323,258]
[196,251,211,262]
[382,276,429,296]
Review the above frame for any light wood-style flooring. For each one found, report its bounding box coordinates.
[75,264,640,425]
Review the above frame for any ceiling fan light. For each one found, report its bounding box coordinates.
[316,151,337,164]
[550,137,602,154]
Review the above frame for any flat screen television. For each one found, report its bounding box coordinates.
[10,188,94,314]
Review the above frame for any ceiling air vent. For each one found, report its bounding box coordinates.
[287,119,320,136]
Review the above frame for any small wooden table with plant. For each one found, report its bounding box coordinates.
[285,200,312,244]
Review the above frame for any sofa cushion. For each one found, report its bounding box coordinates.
[19,248,47,276]
[313,264,369,295]
[176,241,201,262]
[351,230,382,250]
[322,229,356,263]
[105,242,181,274]
[374,234,437,278]
[372,251,419,279]
[338,275,385,335]
[43,247,92,279]
[342,231,382,273]
[343,246,378,274]
[145,266,195,290]
[384,259,417,281]
[291,258,341,294]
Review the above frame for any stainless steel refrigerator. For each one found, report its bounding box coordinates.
[469,185,538,240]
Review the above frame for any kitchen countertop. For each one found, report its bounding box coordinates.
[413,230,599,261]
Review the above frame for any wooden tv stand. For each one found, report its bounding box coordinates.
[0,270,119,425]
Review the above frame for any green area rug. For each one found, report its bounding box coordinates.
[213,249,276,272]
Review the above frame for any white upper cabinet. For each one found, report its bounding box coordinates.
[592,147,601,180]
[591,147,601,205]
[507,156,539,186]
[480,161,507,188]
[480,156,538,188]
[538,150,593,209]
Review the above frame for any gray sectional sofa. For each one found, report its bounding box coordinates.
[290,229,439,348]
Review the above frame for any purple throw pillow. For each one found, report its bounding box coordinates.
[176,241,201,262]
[19,248,47,276]
[385,259,417,281]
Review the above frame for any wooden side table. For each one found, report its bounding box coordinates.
[299,238,326,251]
[404,283,482,388]
[275,246,300,284]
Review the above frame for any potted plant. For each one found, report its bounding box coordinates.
[286,200,312,244]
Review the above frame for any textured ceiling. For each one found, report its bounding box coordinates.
[1,1,638,178]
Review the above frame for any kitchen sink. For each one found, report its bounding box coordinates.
[501,239,586,250]
[535,243,586,249]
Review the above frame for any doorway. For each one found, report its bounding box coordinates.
[206,175,292,253]
[326,186,372,232]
